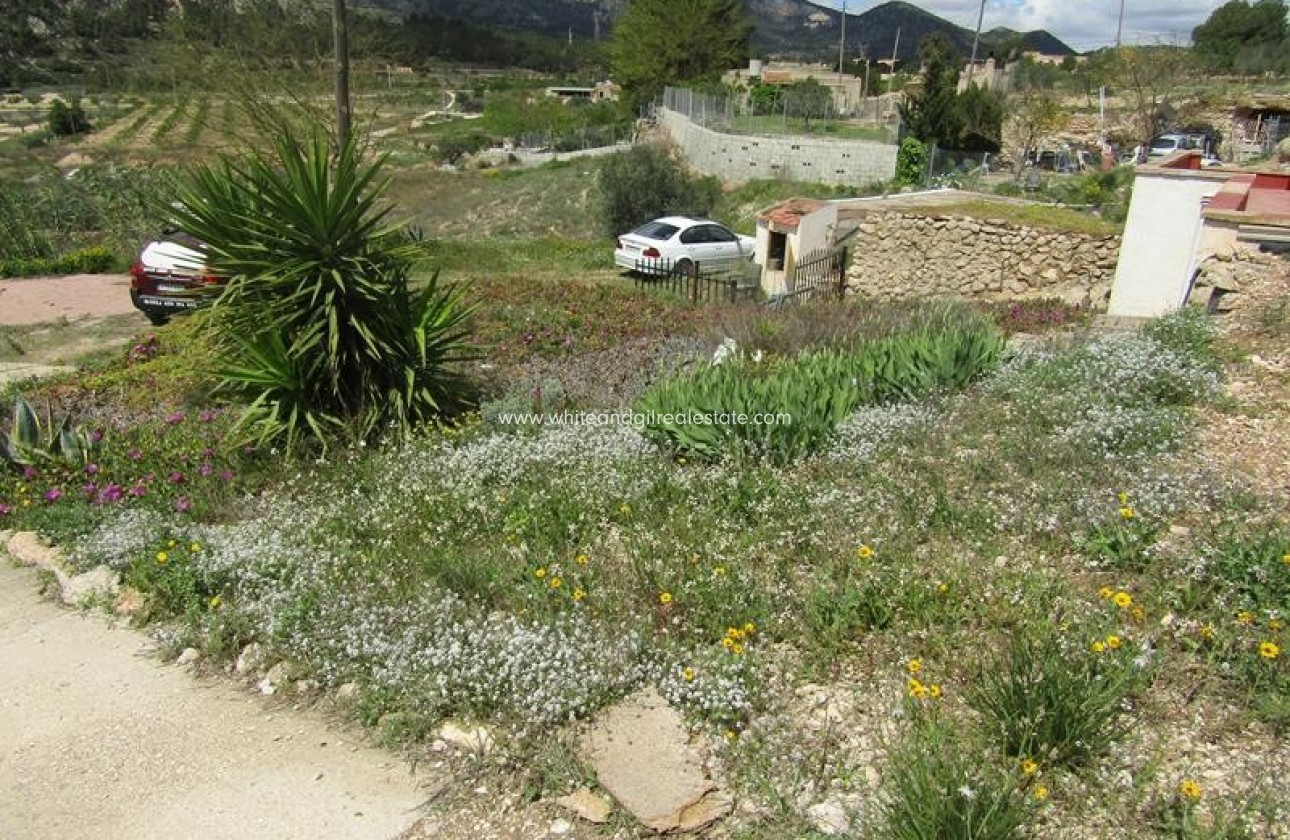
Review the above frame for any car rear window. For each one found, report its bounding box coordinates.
[632,221,679,240]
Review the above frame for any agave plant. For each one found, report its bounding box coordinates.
[167,128,476,453]
[1,393,99,468]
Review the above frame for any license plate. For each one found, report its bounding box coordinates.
[138,296,199,310]
[157,283,188,293]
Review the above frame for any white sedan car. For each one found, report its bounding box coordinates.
[614,216,756,276]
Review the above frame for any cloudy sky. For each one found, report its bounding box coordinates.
[814,0,1230,52]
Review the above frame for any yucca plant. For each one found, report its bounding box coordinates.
[167,128,476,453]
[1,393,99,468]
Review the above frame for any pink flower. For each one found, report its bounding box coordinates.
[219,469,234,481]
[129,483,147,498]
[166,412,185,425]
[128,449,143,461]
[22,466,38,481]
[43,488,62,503]
[173,496,191,513]
[90,429,104,443]
[85,463,99,476]
[168,472,185,484]
[198,463,213,477]
[0,503,11,516]
[199,409,217,423]
[99,484,124,504]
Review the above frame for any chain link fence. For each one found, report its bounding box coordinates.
[661,86,897,144]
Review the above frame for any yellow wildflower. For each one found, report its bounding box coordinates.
[1091,640,1106,654]
[1269,619,1284,631]
[534,567,547,579]
[1199,624,1216,641]
[155,551,168,564]
[1117,491,1130,505]
[572,588,585,602]
[167,539,177,548]
[907,678,927,699]
[1131,606,1146,623]
[1105,635,1123,650]
[1021,759,1039,775]
[1259,641,1281,660]
[856,544,874,560]
[731,643,744,655]
[208,595,221,609]
[936,581,950,594]
[1179,779,1202,801]
[1113,591,1133,609]
[575,554,589,566]
[1237,611,1256,625]
[189,542,201,553]
[682,667,695,682]
[548,576,563,589]
[619,503,631,515]
[928,684,943,699]
[743,621,757,635]
[713,566,727,577]
[1283,553,1290,566]
[1033,785,1049,801]
[1119,506,1135,520]
[907,658,923,675]
[1098,586,1115,600]
[721,637,735,649]
[658,591,672,605]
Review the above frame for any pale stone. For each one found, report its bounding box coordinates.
[807,800,850,835]
[59,565,119,607]
[176,647,201,666]
[547,818,572,836]
[436,720,495,755]
[114,586,145,617]
[554,787,613,824]
[235,642,265,676]
[7,531,63,570]
[582,687,729,832]
[259,661,288,695]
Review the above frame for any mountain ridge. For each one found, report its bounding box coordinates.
[388,0,1075,62]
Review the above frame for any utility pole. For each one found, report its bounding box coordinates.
[333,0,351,149]
[886,27,900,96]
[1116,0,1126,47]
[838,1,847,80]
[967,0,986,86]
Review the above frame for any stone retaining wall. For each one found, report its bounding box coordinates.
[846,212,1121,305]
[659,108,897,187]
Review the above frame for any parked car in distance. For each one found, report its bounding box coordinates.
[614,216,756,276]
[129,231,224,325]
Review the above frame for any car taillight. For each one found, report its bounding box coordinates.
[201,274,222,285]
[643,247,660,258]
[129,262,146,289]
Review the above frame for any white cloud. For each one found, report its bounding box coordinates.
[818,0,1229,51]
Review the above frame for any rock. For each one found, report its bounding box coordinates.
[7,531,63,570]
[58,565,119,607]
[582,687,730,832]
[547,819,572,836]
[259,661,288,695]
[807,800,850,835]
[114,587,146,618]
[235,642,265,676]
[436,720,495,755]
[294,679,320,695]
[335,682,360,702]
[554,787,613,824]
[176,647,201,666]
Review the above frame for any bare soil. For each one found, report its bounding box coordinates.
[0,274,139,326]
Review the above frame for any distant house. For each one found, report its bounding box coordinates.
[544,82,620,104]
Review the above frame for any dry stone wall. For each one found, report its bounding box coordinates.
[846,212,1121,306]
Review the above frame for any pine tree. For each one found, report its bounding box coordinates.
[609,0,753,112]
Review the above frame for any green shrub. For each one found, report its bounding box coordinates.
[48,97,91,136]
[597,144,720,236]
[967,622,1148,768]
[169,129,478,453]
[432,130,494,163]
[880,716,1030,840]
[637,309,1003,464]
[895,137,927,187]
[0,246,117,277]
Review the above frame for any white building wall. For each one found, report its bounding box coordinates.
[1107,173,1224,318]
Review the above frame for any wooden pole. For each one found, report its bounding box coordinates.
[333,0,351,149]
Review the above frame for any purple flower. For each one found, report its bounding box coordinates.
[85,463,99,476]
[99,484,124,504]
[43,488,62,503]
[166,412,185,425]
[91,429,105,443]
[0,503,10,516]
[23,466,38,481]
[199,409,217,423]
[82,482,97,497]
[168,471,185,484]
[173,496,191,513]
[219,469,234,481]
[128,449,143,461]
[129,483,147,498]
[198,463,213,477]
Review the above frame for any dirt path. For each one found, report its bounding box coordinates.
[0,563,428,840]
[0,274,139,326]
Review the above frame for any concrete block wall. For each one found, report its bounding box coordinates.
[659,109,897,186]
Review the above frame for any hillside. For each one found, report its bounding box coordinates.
[398,0,1074,61]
